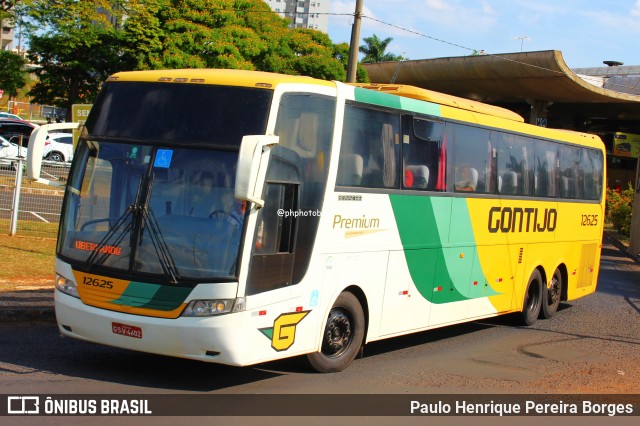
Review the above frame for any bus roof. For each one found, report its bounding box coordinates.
[347,83,525,123]
[107,69,336,90]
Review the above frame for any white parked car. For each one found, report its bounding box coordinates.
[0,135,28,170]
[43,132,74,162]
[0,112,23,120]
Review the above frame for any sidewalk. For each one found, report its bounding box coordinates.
[0,280,55,323]
[0,231,637,324]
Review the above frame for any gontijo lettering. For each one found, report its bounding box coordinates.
[488,207,557,233]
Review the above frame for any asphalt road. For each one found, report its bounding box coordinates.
[0,243,638,397]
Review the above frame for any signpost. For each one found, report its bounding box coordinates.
[71,104,92,146]
[613,132,640,158]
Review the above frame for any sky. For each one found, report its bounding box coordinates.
[328,0,640,69]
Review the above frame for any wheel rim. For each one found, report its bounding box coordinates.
[321,309,353,358]
[50,153,63,162]
[548,274,561,305]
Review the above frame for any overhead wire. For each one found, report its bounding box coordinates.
[360,15,640,95]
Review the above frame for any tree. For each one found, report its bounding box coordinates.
[0,50,27,97]
[24,0,127,115]
[22,0,366,113]
[333,42,368,82]
[128,0,350,81]
[359,34,403,63]
[1,0,17,22]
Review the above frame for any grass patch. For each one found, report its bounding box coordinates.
[0,234,56,279]
[0,219,59,239]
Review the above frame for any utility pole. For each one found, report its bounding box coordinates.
[347,0,364,83]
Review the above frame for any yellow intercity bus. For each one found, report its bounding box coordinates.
[27,70,605,372]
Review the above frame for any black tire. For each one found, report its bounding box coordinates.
[541,268,562,319]
[307,292,365,373]
[47,151,65,162]
[520,269,543,326]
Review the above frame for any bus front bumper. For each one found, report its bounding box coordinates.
[55,289,252,366]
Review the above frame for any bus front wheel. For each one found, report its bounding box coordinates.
[541,268,562,319]
[307,292,365,373]
[520,270,543,326]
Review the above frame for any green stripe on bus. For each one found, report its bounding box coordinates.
[389,195,498,303]
[111,282,190,311]
[398,97,441,117]
[353,87,441,116]
[354,87,402,109]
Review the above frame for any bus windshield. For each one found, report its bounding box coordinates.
[57,81,272,284]
[59,142,245,283]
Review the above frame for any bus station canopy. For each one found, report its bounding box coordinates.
[362,50,640,125]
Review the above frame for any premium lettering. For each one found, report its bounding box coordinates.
[333,214,380,229]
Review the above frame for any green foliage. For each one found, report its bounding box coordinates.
[137,0,349,80]
[119,0,165,70]
[1,0,18,22]
[21,0,368,111]
[25,0,128,113]
[606,184,635,236]
[0,50,27,97]
[359,34,403,64]
[333,42,369,83]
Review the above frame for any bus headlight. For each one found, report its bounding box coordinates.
[182,298,245,317]
[55,274,79,298]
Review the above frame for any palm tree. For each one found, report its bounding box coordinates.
[359,34,403,63]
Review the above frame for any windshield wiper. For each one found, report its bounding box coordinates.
[130,168,181,285]
[140,206,180,284]
[83,207,133,271]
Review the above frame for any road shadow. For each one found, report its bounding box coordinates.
[0,324,288,392]
[361,321,494,359]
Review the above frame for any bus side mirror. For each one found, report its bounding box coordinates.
[235,135,279,208]
[27,122,80,185]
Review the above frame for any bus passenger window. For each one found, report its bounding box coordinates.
[494,131,534,196]
[337,104,400,189]
[402,117,444,191]
[559,145,580,198]
[337,153,364,186]
[534,142,557,197]
[581,149,603,200]
[450,123,493,194]
[454,164,478,192]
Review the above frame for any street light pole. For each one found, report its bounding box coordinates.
[517,36,530,52]
[347,0,364,82]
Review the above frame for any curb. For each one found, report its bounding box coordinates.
[0,288,55,323]
[602,231,639,264]
[0,307,55,323]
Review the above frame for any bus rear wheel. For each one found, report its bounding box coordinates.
[307,292,365,373]
[520,270,543,326]
[541,268,562,319]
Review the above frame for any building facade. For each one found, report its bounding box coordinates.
[263,0,330,33]
[1,18,14,51]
